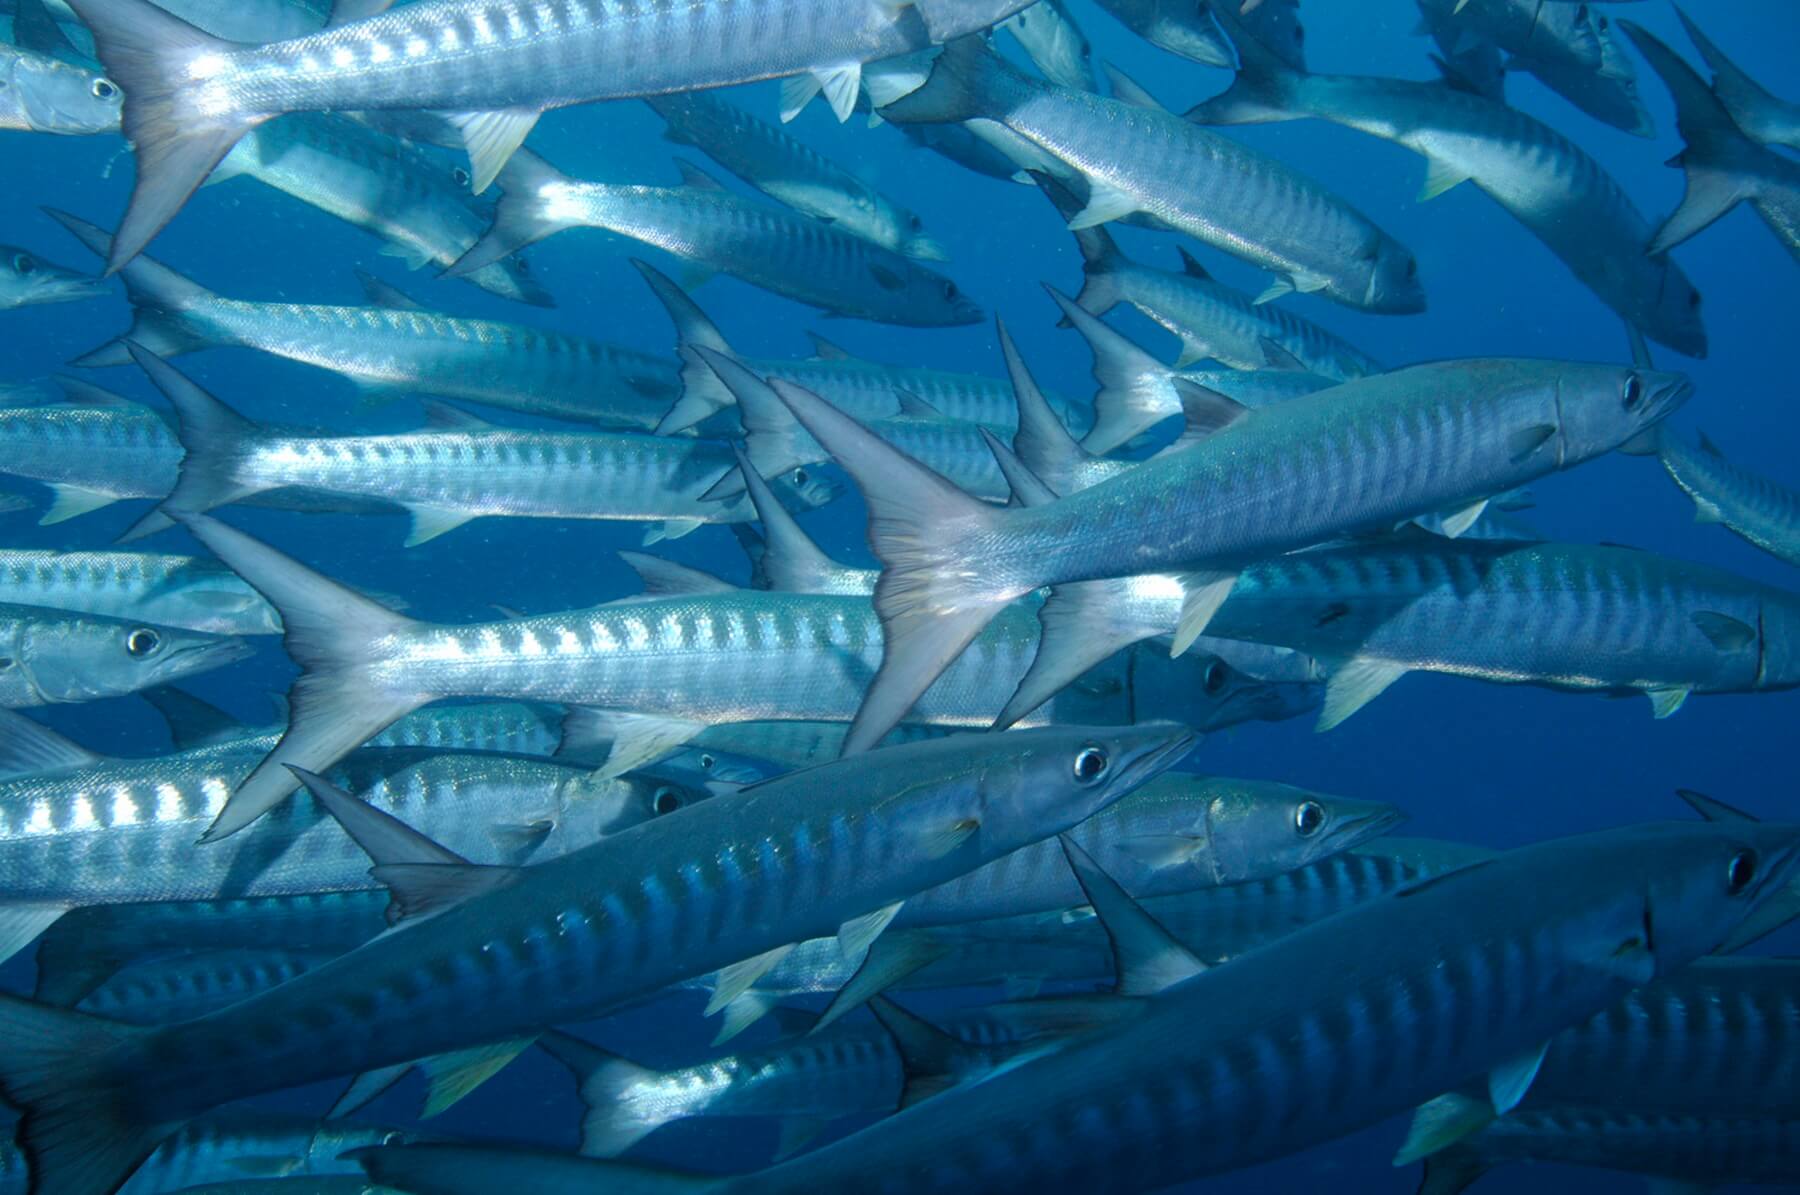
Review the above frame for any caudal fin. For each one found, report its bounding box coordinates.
[447,150,580,279]
[62,0,262,272]
[176,514,427,841]
[1620,21,1766,255]
[687,346,823,496]
[537,1031,678,1158]
[46,208,216,367]
[0,993,172,1195]
[119,344,269,539]
[877,36,1006,125]
[1045,286,1181,454]
[630,260,738,435]
[1027,172,1131,320]
[1183,6,1306,126]
[765,380,1020,755]
[996,577,1174,730]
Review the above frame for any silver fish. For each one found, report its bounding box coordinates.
[0,606,245,707]
[66,0,1036,269]
[1674,6,1800,153]
[134,346,838,548]
[1511,10,1654,139]
[1190,27,1707,356]
[207,112,550,306]
[50,211,682,430]
[76,948,335,1026]
[1091,0,1234,69]
[0,722,1192,1195]
[881,38,1425,314]
[0,243,105,310]
[644,90,945,262]
[450,152,981,328]
[1657,429,1800,569]
[0,548,281,635]
[0,384,178,523]
[1415,0,1602,76]
[773,355,1688,753]
[1624,21,1800,266]
[1001,0,1095,92]
[0,41,119,134]
[355,821,1800,1194]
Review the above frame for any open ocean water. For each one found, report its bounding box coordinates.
[2,1,1799,1192]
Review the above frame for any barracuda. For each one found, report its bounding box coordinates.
[0,606,245,708]
[1091,0,1235,68]
[0,243,104,310]
[635,260,1093,438]
[0,549,280,635]
[1188,25,1706,357]
[208,112,549,306]
[1001,0,1094,92]
[356,821,1800,1194]
[1673,7,1800,153]
[645,90,944,263]
[772,354,1689,754]
[0,42,120,134]
[49,211,682,431]
[0,721,1194,1195]
[131,346,839,548]
[75,948,335,1026]
[65,0,1036,270]
[450,152,980,328]
[880,38,1424,314]
[1655,429,1800,568]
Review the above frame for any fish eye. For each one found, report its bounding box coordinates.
[514,256,531,274]
[909,215,923,231]
[380,1131,405,1146]
[1622,374,1644,411]
[1404,257,1418,279]
[125,628,161,657]
[1295,801,1326,837]
[1072,745,1109,784]
[791,467,809,487]
[1688,289,1702,309]
[11,254,35,276]
[1294,25,1305,45]
[698,753,715,769]
[452,166,471,188]
[652,787,683,816]
[0,658,13,671]
[91,78,119,101]
[942,280,958,301]
[1202,659,1229,695]
[1727,849,1758,894]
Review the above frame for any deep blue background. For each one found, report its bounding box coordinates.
[2,1,1799,1190]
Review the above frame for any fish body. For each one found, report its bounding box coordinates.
[1001,0,1095,92]
[0,42,120,134]
[51,212,681,430]
[455,153,980,327]
[1658,431,1800,568]
[0,549,280,635]
[1416,0,1601,75]
[882,39,1424,314]
[0,393,177,521]
[0,605,245,706]
[209,112,549,306]
[1190,43,1706,356]
[0,244,104,310]
[77,949,334,1026]
[0,723,1192,1195]
[645,90,943,262]
[1092,0,1234,68]
[358,821,1800,1194]
[1675,7,1800,153]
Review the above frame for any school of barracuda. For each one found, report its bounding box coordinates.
[0,0,1792,1191]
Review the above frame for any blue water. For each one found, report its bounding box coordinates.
[3,1,1799,1191]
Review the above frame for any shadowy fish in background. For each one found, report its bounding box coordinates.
[1654,428,1800,568]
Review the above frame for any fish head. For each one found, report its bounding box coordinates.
[1554,362,1692,460]
[1641,262,1708,359]
[1125,646,1320,731]
[0,245,107,309]
[896,208,951,264]
[924,722,1198,862]
[1622,821,1800,977]
[8,52,123,136]
[763,459,847,513]
[474,249,557,309]
[552,770,716,843]
[887,263,983,326]
[16,616,251,704]
[1753,594,1800,691]
[1360,236,1426,314]
[1092,775,1405,891]
[162,577,284,636]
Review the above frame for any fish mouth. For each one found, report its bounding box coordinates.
[1641,372,1695,425]
[1111,722,1201,790]
[949,300,985,326]
[1326,803,1408,852]
[166,635,256,677]
[25,276,109,306]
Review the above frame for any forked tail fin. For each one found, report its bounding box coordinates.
[176,514,428,841]
[47,208,218,367]
[447,150,582,278]
[1045,285,1183,453]
[119,344,271,539]
[631,259,739,435]
[63,0,265,272]
[765,380,1022,755]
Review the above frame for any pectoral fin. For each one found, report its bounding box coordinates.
[1319,658,1408,731]
[1486,1040,1549,1115]
[1647,686,1691,719]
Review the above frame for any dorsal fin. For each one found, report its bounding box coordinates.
[420,401,495,432]
[894,390,944,419]
[997,316,1089,494]
[1174,379,1251,441]
[1060,834,1207,996]
[1677,788,1760,823]
[327,0,397,26]
[356,270,427,312]
[1102,63,1167,113]
[868,997,985,1108]
[1258,337,1308,373]
[141,686,247,750]
[50,376,137,409]
[0,710,104,778]
[617,550,738,597]
[1175,247,1211,281]
[806,333,855,361]
[674,158,729,191]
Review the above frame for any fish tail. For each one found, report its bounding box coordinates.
[353,1144,728,1195]
[878,35,1004,125]
[631,260,741,435]
[1183,10,1305,126]
[1044,286,1179,454]
[765,380,1016,755]
[175,515,427,841]
[688,346,819,500]
[46,207,217,367]
[446,149,579,279]
[118,345,267,539]
[0,992,172,1195]
[1620,21,1763,256]
[62,0,262,272]
[1028,172,1131,321]
[537,1031,680,1158]
[996,578,1163,730]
